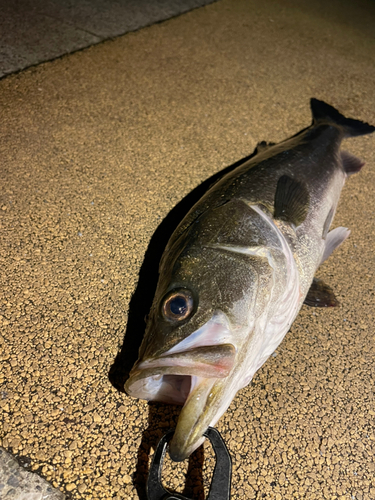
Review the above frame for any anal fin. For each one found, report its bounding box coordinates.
[321,226,350,265]
[341,150,365,175]
[304,278,339,307]
[274,175,310,227]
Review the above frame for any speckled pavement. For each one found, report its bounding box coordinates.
[1,0,375,499]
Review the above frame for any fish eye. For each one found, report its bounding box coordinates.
[161,289,194,322]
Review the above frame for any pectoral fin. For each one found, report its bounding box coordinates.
[304,278,339,307]
[274,175,310,227]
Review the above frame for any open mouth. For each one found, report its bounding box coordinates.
[124,343,237,461]
[125,343,236,405]
[124,314,238,461]
[156,374,193,404]
[126,372,204,405]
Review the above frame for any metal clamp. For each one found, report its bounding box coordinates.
[147,427,232,500]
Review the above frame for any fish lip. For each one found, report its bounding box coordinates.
[161,311,233,357]
[137,343,236,378]
[124,343,236,405]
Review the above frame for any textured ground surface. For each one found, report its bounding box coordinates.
[1,0,375,499]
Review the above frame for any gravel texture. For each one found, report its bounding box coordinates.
[1,0,375,499]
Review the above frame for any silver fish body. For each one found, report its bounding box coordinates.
[125,99,375,461]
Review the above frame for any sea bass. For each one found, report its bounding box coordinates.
[125,99,375,461]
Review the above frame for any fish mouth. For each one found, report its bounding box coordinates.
[125,343,235,403]
[124,343,236,460]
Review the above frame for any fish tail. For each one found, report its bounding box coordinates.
[310,98,375,137]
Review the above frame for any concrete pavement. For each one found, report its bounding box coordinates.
[0,0,217,78]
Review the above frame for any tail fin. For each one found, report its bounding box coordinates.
[310,98,375,138]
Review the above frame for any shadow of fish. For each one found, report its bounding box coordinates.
[125,99,375,461]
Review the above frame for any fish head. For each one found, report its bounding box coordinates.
[125,203,274,460]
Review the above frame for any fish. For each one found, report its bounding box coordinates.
[125,99,375,461]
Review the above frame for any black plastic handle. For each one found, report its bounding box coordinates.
[147,427,232,500]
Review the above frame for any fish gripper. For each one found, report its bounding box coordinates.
[147,426,232,500]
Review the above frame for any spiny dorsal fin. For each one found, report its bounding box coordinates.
[320,226,350,265]
[274,175,310,227]
[304,278,339,307]
[310,98,375,138]
[341,150,365,176]
[255,141,276,154]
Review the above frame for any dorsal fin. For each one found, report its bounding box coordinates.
[274,175,310,227]
[255,141,276,154]
[310,99,375,138]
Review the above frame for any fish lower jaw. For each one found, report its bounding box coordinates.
[168,376,218,462]
[125,361,236,460]
[169,434,205,462]
[125,370,221,460]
